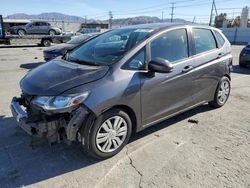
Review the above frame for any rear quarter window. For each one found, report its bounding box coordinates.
[192,28,217,54]
[214,30,225,47]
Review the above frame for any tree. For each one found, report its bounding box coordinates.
[214,13,227,28]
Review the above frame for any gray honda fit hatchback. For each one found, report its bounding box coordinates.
[11,23,232,159]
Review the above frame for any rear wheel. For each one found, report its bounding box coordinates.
[41,39,51,47]
[82,108,132,159]
[17,29,26,36]
[209,76,231,108]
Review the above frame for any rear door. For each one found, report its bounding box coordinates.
[190,28,226,104]
[140,28,197,127]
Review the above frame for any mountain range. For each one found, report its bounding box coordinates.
[5,12,189,26]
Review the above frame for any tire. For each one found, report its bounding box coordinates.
[17,29,26,36]
[49,30,56,36]
[82,108,132,159]
[209,76,231,108]
[41,39,51,47]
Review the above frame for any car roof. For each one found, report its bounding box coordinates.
[120,22,214,31]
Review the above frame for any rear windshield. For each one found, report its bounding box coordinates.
[67,28,154,66]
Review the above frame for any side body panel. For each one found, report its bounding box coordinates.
[63,25,232,133]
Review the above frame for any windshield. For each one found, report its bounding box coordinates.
[25,23,31,27]
[67,28,153,66]
[67,34,94,44]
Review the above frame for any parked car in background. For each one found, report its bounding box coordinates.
[239,42,250,67]
[0,15,4,39]
[43,33,98,61]
[11,23,232,159]
[10,21,62,36]
[76,28,101,35]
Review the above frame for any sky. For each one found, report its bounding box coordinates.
[1,0,250,23]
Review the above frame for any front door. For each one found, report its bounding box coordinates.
[141,28,196,126]
[27,23,38,34]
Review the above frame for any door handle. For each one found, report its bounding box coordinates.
[217,53,223,59]
[182,65,194,73]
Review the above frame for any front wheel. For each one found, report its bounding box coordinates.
[49,30,56,36]
[209,76,231,108]
[82,109,132,159]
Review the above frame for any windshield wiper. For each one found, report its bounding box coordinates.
[69,58,100,66]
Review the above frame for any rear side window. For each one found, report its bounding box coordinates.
[214,30,225,47]
[192,28,217,54]
[150,29,189,63]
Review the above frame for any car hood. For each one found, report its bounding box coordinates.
[20,59,109,96]
[44,43,76,53]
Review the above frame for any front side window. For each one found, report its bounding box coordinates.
[150,29,189,63]
[192,28,217,54]
[123,49,145,70]
[34,22,40,26]
[67,28,153,66]
[40,22,47,26]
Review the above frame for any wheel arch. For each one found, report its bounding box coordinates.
[224,73,231,81]
[17,28,26,33]
[48,29,56,34]
[100,105,138,134]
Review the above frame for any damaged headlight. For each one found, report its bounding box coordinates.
[32,92,90,110]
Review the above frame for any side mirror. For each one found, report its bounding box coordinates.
[121,35,128,40]
[62,48,73,59]
[148,58,173,73]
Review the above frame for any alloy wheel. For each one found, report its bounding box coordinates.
[217,80,230,105]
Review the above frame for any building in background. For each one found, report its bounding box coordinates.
[215,6,249,28]
[240,6,249,28]
[79,23,109,33]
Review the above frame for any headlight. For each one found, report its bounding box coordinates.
[32,92,90,110]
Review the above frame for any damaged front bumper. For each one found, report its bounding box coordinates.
[10,97,90,143]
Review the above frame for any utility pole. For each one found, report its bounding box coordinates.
[192,16,196,23]
[109,11,113,29]
[209,0,218,26]
[170,3,176,23]
[85,16,87,24]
